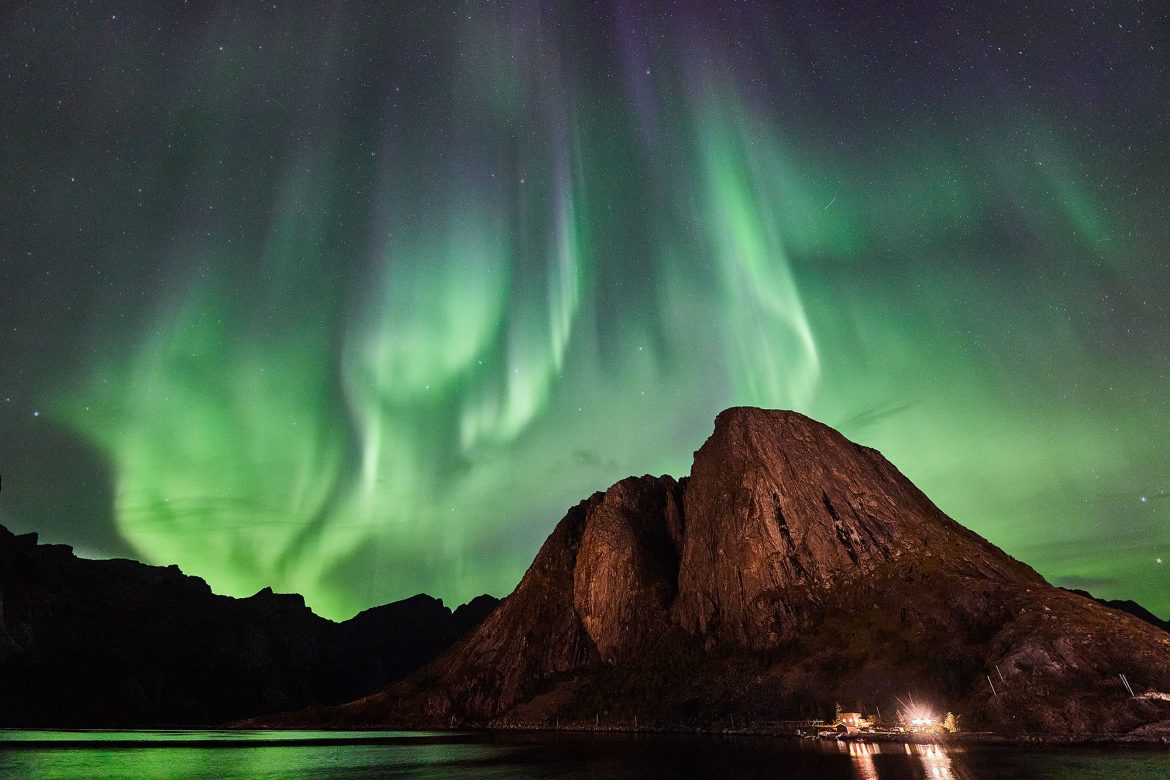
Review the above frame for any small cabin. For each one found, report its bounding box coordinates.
[836,712,863,733]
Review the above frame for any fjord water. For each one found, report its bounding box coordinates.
[1,730,1168,779]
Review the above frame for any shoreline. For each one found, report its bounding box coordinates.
[1,724,1168,749]
[479,723,1170,747]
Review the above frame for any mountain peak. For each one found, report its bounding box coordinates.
[713,404,820,428]
[678,405,1030,648]
[261,408,1170,738]
[705,407,839,457]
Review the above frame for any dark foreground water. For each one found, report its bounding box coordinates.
[1,730,1168,779]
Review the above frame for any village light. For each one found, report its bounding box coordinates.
[896,696,940,730]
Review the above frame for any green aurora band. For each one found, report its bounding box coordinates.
[1,2,1167,619]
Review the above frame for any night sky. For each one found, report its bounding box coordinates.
[1,2,1167,621]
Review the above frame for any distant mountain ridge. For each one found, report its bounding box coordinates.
[0,524,498,727]
[1063,589,1170,635]
[263,408,1170,738]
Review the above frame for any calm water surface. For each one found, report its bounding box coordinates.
[1,729,1167,779]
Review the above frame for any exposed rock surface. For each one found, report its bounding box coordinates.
[1064,589,1170,635]
[0,526,498,727]
[266,408,1170,737]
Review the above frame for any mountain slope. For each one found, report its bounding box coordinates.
[274,408,1170,737]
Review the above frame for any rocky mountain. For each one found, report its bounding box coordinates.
[1064,589,1170,635]
[0,525,498,727]
[265,408,1170,737]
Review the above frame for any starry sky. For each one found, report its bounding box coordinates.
[1,1,1167,621]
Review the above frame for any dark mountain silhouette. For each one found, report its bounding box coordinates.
[1064,589,1170,636]
[261,408,1170,738]
[0,525,498,727]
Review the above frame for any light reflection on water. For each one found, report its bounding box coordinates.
[1,730,1169,779]
[841,739,957,780]
[845,740,880,780]
[918,742,956,779]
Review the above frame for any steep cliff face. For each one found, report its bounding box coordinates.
[573,476,683,663]
[673,407,1036,649]
[264,409,1170,737]
[405,497,603,721]
[319,477,684,725]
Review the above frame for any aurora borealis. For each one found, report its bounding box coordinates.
[1,2,1167,620]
